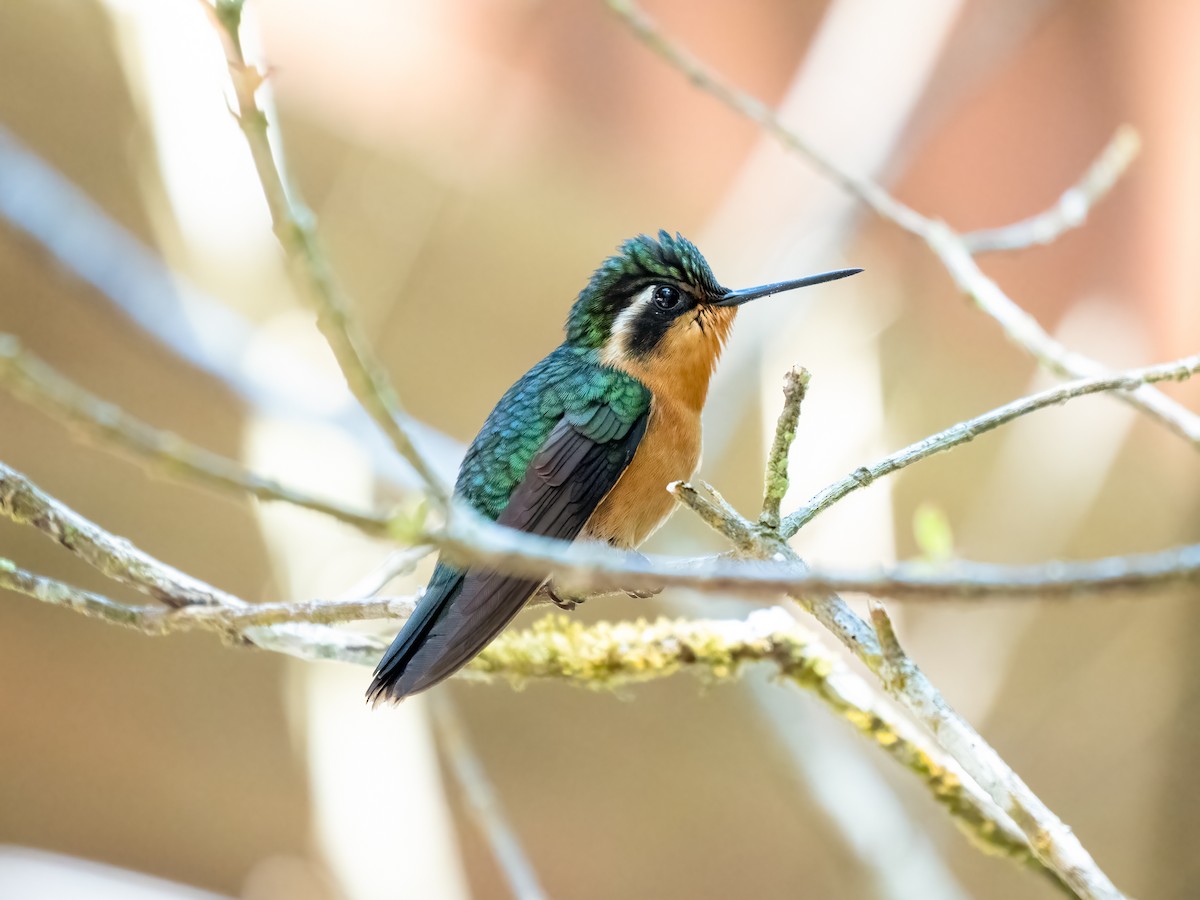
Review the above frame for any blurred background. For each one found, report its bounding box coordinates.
[2,1,1199,898]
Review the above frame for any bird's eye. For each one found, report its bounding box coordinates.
[653,285,682,310]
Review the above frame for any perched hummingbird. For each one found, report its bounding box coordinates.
[368,231,859,703]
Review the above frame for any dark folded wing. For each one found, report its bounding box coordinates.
[367,409,648,703]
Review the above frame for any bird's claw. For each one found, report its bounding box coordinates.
[544,583,585,610]
[624,586,661,600]
[623,551,662,599]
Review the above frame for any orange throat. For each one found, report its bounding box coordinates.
[602,305,736,411]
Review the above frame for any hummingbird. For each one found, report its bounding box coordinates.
[367,231,859,703]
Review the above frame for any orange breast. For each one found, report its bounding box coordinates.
[584,396,702,548]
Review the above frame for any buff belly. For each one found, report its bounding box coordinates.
[583,397,702,549]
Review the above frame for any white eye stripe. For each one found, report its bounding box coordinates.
[599,285,656,366]
[609,285,657,343]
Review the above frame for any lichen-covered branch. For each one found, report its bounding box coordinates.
[782,351,1200,537]
[479,609,1061,886]
[867,601,1117,899]
[760,367,810,530]
[607,0,1200,450]
[0,335,393,536]
[666,480,759,552]
[0,547,1051,879]
[204,0,449,505]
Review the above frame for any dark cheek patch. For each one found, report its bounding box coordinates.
[626,303,677,359]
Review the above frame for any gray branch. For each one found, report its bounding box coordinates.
[961,127,1142,254]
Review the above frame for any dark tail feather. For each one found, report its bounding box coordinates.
[367,564,464,705]
[366,563,544,704]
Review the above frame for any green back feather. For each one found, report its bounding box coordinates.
[456,345,651,520]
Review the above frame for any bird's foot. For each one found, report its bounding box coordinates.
[625,587,661,600]
[543,582,586,611]
[623,551,662,599]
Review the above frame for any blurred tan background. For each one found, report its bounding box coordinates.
[2,1,1199,898]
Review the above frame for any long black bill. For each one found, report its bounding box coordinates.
[715,267,862,307]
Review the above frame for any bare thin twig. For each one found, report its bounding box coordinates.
[783,351,1200,537]
[431,697,549,900]
[667,480,759,552]
[607,0,1200,449]
[204,0,450,504]
[0,335,393,536]
[338,545,434,599]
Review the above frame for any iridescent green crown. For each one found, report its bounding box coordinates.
[567,230,724,348]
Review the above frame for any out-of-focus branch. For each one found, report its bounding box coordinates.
[0,126,457,495]
[431,697,549,900]
[782,351,1200,537]
[204,0,449,505]
[961,127,1142,253]
[607,0,1200,449]
[0,335,393,536]
[760,367,810,531]
[603,0,926,232]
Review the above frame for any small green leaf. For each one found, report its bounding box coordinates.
[388,497,430,544]
[214,0,246,34]
[913,502,954,562]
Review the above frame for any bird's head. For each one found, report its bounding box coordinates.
[567,231,859,406]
